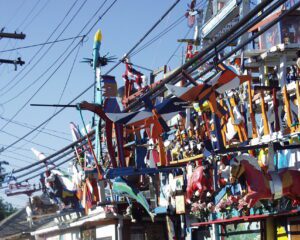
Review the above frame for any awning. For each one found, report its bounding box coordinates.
[248,10,282,32]
[191,209,299,227]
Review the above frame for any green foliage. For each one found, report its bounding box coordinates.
[0,197,17,221]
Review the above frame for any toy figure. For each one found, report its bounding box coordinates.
[186,164,214,203]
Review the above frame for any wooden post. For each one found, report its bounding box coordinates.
[219,99,228,147]
[208,92,225,150]
[279,54,294,133]
[248,79,258,138]
[295,80,300,129]
[230,97,248,141]
[260,90,270,136]
[266,218,275,240]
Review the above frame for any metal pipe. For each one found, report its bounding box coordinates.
[124,0,286,111]
[6,130,95,175]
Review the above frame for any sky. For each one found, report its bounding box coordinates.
[0,0,195,208]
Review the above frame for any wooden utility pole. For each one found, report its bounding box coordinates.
[0,57,25,70]
[0,160,9,187]
[0,29,26,70]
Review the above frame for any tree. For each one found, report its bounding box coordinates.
[0,197,17,221]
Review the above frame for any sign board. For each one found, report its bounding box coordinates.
[201,0,239,39]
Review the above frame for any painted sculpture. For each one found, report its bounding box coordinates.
[230,154,300,209]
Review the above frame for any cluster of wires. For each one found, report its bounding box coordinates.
[0,0,185,190]
[0,130,95,190]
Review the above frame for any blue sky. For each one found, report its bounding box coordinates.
[0,0,193,207]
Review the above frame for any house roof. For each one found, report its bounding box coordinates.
[0,208,54,239]
[32,208,120,236]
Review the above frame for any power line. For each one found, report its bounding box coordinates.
[166,27,192,65]
[130,15,185,57]
[0,0,109,129]
[1,130,95,177]
[22,0,50,31]
[0,0,117,152]
[0,129,57,151]
[0,0,181,154]
[0,36,85,53]
[14,155,74,186]
[0,0,87,100]
[21,43,82,147]
[3,0,26,27]
[0,1,94,105]
[0,159,21,169]
[0,116,69,136]
[129,0,206,58]
[0,0,82,95]
[0,0,180,181]
[0,153,35,165]
[13,139,96,185]
[0,144,37,152]
[57,42,82,105]
[16,0,41,31]
[5,150,42,162]
[0,116,71,141]
[122,0,181,61]
[165,0,208,65]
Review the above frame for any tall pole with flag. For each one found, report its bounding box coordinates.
[93,29,103,164]
[93,29,106,203]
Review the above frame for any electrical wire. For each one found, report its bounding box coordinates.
[0,0,185,186]
[0,0,82,95]
[22,0,50,31]
[130,15,185,57]
[0,0,180,155]
[0,0,181,182]
[0,116,69,136]
[19,43,82,149]
[0,131,95,178]
[0,129,57,151]
[0,159,21,169]
[5,150,43,162]
[0,0,111,134]
[57,42,82,107]
[166,27,192,65]
[16,0,41,31]
[0,144,45,153]
[0,153,35,165]
[129,0,206,58]
[0,36,85,53]
[0,116,71,142]
[3,0,26,28]
[18,154,77,186]
[0,0,117,153]
[0,155,73,190]
[0,0,87,100]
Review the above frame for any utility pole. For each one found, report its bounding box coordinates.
[0,160,9,187]
[0,29,26,70]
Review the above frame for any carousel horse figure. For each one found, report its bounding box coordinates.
[186,162,214,203]
[45,169,80,209]
[230,154,300,209]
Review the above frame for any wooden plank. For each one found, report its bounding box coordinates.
[169,154,203,165]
